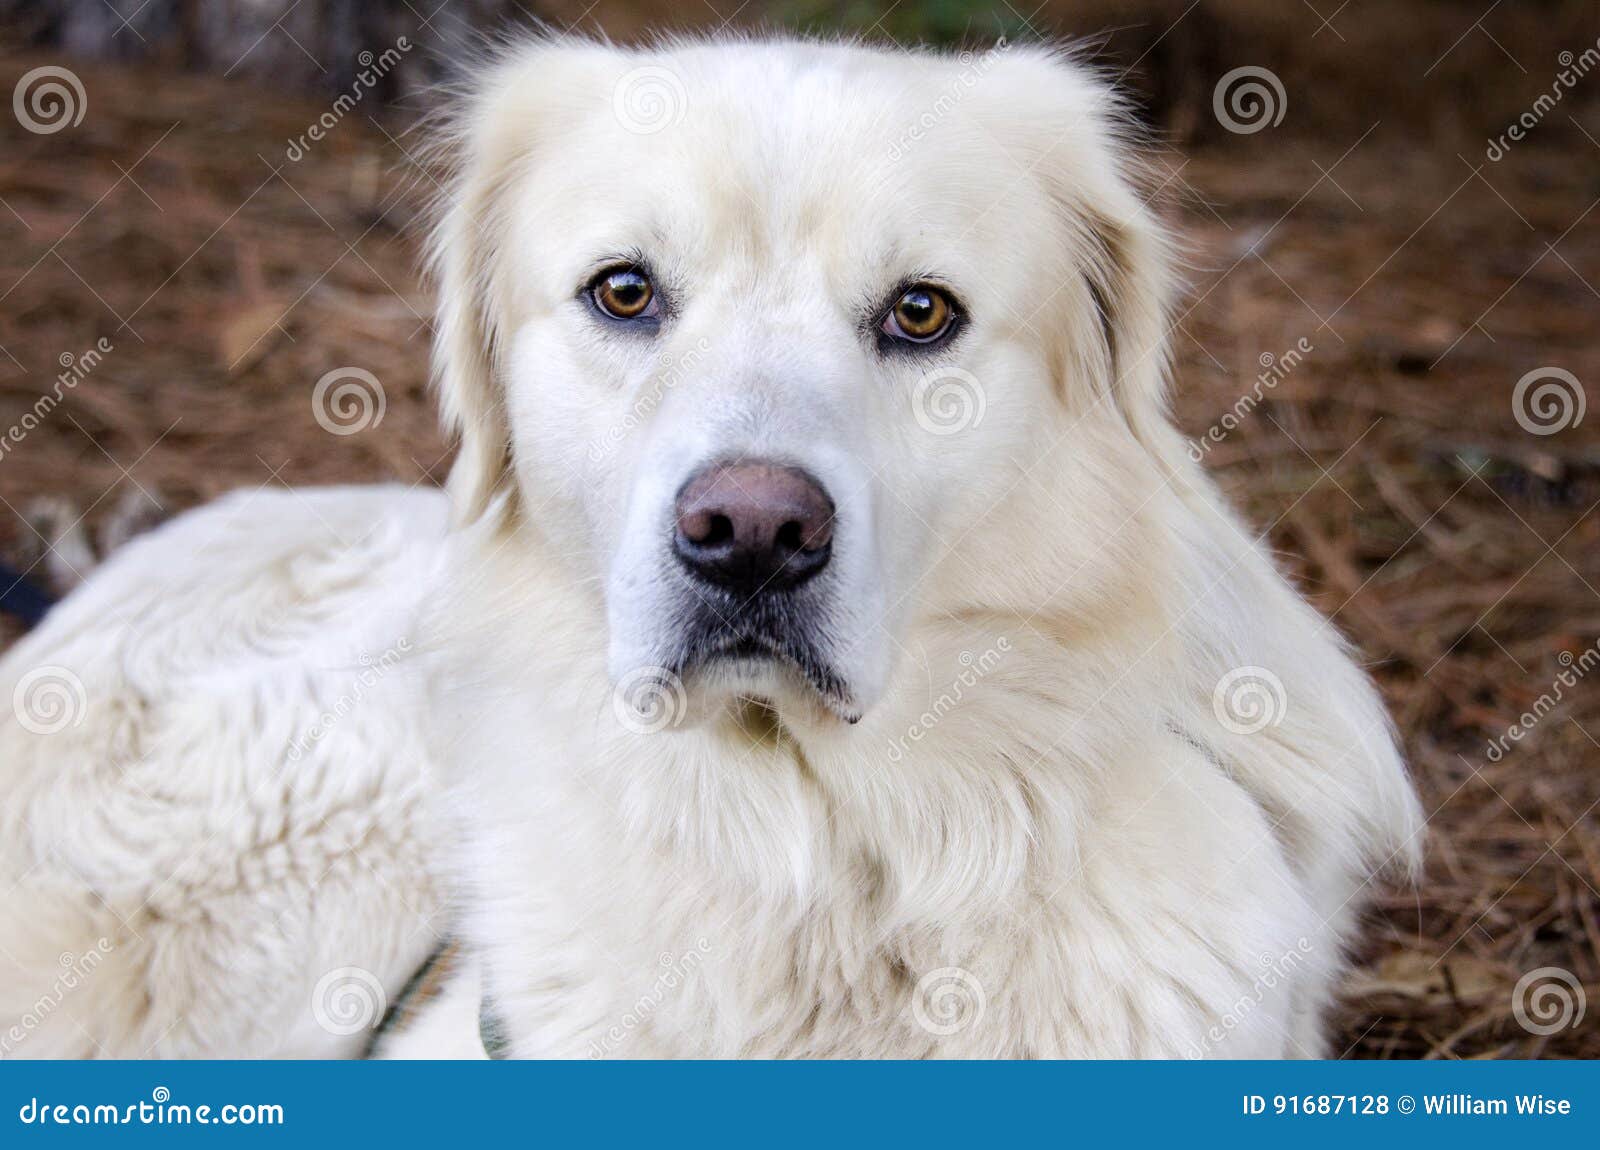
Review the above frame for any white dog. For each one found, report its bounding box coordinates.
[0,36,1420,1059]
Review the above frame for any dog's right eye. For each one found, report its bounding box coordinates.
[879,284,958,347]
[590,267,659,321]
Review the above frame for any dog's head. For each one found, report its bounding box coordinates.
[432,37,1174,727]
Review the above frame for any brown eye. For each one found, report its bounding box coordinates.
[592,267,658,320]
[882,285,954,344]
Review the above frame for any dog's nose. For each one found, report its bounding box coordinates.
[674,461,834,596]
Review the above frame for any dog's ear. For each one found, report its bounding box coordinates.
[429,154,510,525]
[993,48,1178,451]
[1073,172,1175,452]
[426,41,603,524]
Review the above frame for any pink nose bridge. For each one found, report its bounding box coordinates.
[677,462,833,551]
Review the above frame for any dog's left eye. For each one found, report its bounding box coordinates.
[590,267,659,321]
[880,285,956,345]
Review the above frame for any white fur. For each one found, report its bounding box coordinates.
[0,487,449,1056]
[0,36,1421,1060]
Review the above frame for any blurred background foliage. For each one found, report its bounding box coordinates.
[770,0,1030,44]
[3,0,1596,141]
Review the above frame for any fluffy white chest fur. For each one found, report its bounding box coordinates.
[0,35,1421,1060]
[406,480,1415,1059]
[0,477,1416,1058]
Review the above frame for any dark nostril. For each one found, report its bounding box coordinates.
[678,510,734,548]
[703,514,734,548]
[774,519,804,553]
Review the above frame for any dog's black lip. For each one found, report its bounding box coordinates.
[717,637,771,660]
[683,628,789,672]
[668,611,859,723]
[670,541,834,599]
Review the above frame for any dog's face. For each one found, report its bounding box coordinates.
[435,40,1172,727]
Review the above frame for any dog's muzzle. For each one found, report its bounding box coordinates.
[663,459,855,717]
